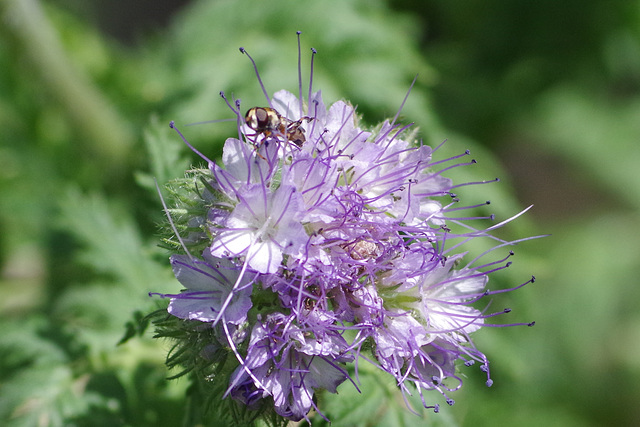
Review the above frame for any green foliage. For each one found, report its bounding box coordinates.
[308,362,460,427]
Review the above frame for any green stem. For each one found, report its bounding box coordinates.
[2,0,134,171]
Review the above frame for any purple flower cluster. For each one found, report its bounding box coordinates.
[154,45,534,423]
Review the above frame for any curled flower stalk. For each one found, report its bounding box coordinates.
[150,35,537,425]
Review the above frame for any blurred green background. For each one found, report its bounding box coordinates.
[1,0,639,426]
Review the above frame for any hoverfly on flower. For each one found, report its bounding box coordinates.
[153,32,540,425]
[245,106,310,148]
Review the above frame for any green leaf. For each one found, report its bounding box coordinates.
[135,115,193,193]
[313,363,459,427]
[56,187,169,288]
[52,188,176,349]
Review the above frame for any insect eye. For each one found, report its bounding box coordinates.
[255,108,269,127]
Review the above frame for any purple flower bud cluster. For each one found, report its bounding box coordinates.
[153,44,535,423]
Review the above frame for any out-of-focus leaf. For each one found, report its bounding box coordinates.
[0,317,92,426]
[56,188,166,288]
[2,0,134,167]
[53,188,176,348]
[527,86,640,211]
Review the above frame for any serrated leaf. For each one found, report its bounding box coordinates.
[135,115,193,193]
[56,187,171,290]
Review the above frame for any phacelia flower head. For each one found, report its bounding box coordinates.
[151,33,537,425]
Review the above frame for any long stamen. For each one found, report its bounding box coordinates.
[220,91,244,141]
[391,74,418,126]
[239,47,272,107]
[296,30,304,118]
[169,121,213,165]
[185,117,235,127]
[308,47,317,107]
[155,178,192,259]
